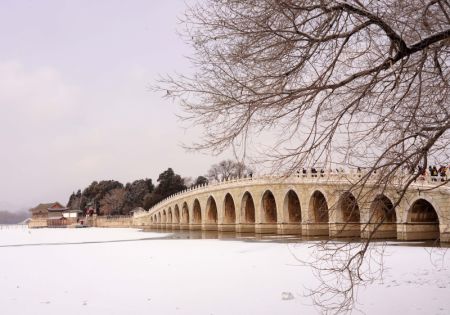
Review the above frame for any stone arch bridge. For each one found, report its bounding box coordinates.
[133,172,450,242]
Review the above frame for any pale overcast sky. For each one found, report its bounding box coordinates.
[0,1,226,211]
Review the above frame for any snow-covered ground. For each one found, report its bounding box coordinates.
[0,228,449,315]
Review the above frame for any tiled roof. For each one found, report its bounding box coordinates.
[30,202,67,213]
[30,203,54,214]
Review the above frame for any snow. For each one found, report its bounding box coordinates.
[0,227,169,246]
[0,228,449,315]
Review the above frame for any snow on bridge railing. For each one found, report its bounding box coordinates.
[140,169,448,216]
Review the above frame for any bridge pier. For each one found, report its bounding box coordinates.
[302,223,329,236]
[278,223,301,235]
[329,223,361,238]
[361,223,397,239]
[441,232,450,243]
[255,223,277,234]
[397,223,440,241]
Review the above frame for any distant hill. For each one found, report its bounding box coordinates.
[0,210,30,224]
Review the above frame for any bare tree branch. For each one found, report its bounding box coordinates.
[154,1,450,313]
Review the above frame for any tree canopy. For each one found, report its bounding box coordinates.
[193,175,209,186]
[144,168,187,209]
[122,179,154,213]
[67,179,154,215]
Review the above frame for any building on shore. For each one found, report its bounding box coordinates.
[29,202,83,228]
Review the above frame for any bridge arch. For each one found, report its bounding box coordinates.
[162,210,167,223]
[408,198,440,223]
[262,190,277,223]
[370,195,396,223]
[283,189,301,223]
[167,208,173,224]
[157,212,161,223]
[182,202,190,223]
[241,191,255,223]
[309,190,329,223]
[180,204,189,224]
[363,194,397,239]
[171,207,178,224]
[338,192,360,223]
[404,197,440,240]
[173,205,180,224]
[206,196,218,224]
[192,199,202,224]
[223,193,236,224]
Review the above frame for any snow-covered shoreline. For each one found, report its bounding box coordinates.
[0,227,168,247]
[0,228,448,314]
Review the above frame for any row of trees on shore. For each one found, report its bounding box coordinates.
[67,160,252,216]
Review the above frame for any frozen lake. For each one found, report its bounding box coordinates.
[0,227,449,314]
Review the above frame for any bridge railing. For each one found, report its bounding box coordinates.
[140,169,448,217]
[101,215,132,220]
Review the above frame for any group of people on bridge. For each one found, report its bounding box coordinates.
[293,165,449,182]
[416,165,448,181]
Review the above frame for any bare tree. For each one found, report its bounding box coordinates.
[99,188,126,216]
[159,0,449,171]
[207,159,252,181]
[156,0,450,313]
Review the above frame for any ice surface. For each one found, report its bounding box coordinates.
[0,228,448,315]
